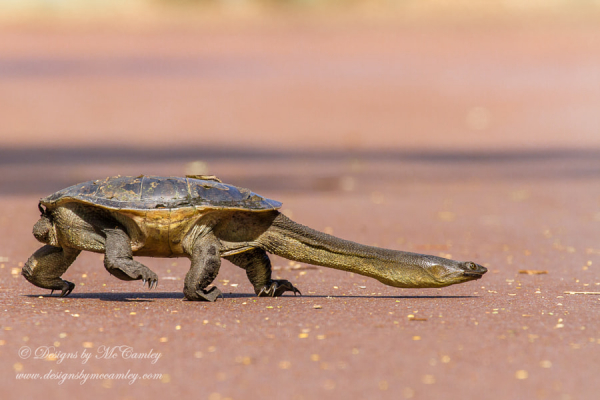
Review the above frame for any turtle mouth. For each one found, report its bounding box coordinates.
[463,271,485,279]
[463,267,487,279]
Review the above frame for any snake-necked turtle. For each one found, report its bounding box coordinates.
[23,175,487,301]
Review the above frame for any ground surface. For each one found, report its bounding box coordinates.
[1,11,600,400]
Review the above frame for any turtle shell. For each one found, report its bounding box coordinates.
[40,175,282,211]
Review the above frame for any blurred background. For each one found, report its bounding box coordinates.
[3,3,600,400]
[1,0,600,196]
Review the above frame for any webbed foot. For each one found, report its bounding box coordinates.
[184,286,223,302]
[258,280,301,297]
[106,262,158,289]
[103,228,158,289]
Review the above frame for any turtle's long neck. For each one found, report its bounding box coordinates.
[259,213,449,288]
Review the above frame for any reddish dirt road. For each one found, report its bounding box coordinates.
[1,14,600,400]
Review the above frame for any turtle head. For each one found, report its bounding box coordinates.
[459,261,488,279]
[421,257,487,287]
[33,204,58,246]
[376,254,487,288]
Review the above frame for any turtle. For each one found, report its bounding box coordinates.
[23,175,487,301]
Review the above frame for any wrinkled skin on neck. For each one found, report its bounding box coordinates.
[258,213,487,289]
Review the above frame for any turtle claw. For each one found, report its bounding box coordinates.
[59,281,75,297]
[143,278,158,289]
[46,280,75,297]
[258,280,301,297]
[139,270,158,290]
[185,286,222,302]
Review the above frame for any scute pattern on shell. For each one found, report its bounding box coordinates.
[41,176,282,211]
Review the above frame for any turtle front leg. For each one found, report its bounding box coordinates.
[184,233,223,302]
[224,248,301,297]
[22,245,81,297]
[103,229,158,289]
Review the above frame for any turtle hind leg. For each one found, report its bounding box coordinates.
[224,248,301,297]
[22,245,80,297]
[103,228,158,289]
[183,233,223,302]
